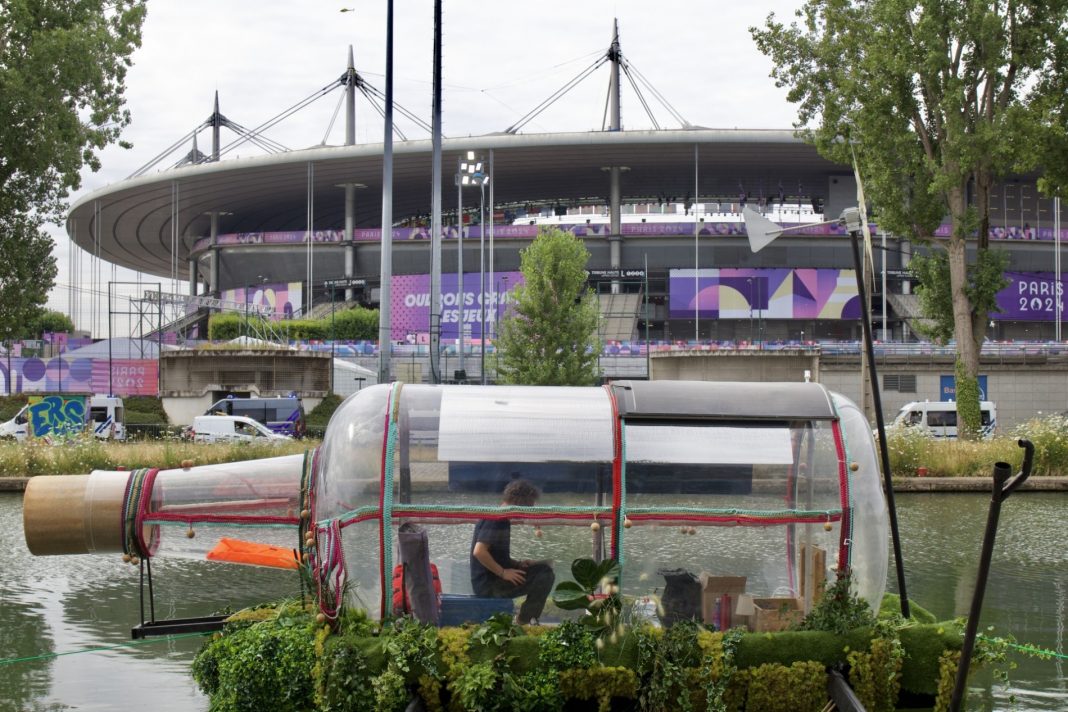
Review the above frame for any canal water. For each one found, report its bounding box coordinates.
[1,491,1065,711]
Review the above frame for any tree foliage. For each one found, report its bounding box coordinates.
[0,0,146,340]
[496,227,601,386]
[0,213,58,343]
[751,0,1068,438]
[28,309,76,337]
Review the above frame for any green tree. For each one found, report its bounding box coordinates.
[28,309,76,337]
[496,227,601,385]
[0,1,146,340]
[752,1,1068,438]
[0,214,58,342]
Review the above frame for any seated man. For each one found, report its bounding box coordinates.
[469,479,555,624]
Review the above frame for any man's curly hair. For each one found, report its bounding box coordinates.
[502,479,540,506]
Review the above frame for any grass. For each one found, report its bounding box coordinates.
[0,437,317,477]
[886,412,1068,477]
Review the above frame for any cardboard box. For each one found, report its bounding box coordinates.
[750,597,803,632]
[699,574,747,629]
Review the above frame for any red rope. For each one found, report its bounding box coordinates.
[831,421,851,572]
[603,384,623,560]
[133,468,160,557]
[145,512,300,526]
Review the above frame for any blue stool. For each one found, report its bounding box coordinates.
[438,594,514,626]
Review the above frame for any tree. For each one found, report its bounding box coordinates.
[752,1,1068,438]
[0,213,58,342]
[496,227,602,385]
[28,309,76,338]
[0,1,146,339]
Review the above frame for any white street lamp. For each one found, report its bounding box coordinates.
[454,151,488,382]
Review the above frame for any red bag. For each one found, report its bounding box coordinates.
[391,562,442,614]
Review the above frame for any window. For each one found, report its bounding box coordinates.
[883,374,917,393]
[927,411,956,427]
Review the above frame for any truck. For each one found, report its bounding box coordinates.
[0,395,126,441]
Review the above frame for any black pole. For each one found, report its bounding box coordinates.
[949,439,1034,712]
[849,228,910,618]
[108,282,113,396]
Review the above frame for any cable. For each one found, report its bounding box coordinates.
[620,62,660,130]
[0,632,209,667]
[505,56,609,134]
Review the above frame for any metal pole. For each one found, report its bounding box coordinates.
[108,283,113,395]
[948,440,1033,712]
[429,0,443,383]
[694,144,699,341]
[489,149,495,343]
[881,229,888,340]
[377,0,394,385]
[849,228,911,618]
[644,254,651,380]
[1053,201,1060,340]
[456,163,465,380]
[480,183,486,385]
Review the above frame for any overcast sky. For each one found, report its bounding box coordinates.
[49,0,806,334]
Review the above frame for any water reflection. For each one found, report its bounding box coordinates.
[2,491,1065,711]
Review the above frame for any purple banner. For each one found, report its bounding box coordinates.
[193,222,1068,253]
[391,271,524,341]
[669,268,861,320]
[994,272,1066,321]
[0,357,158,396]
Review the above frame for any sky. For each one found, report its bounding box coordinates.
[49,0,807,335]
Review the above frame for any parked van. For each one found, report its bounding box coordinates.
[0,395,125,441]
[891,400,997,439]
[191,415,292,444]
[205,396,306,438]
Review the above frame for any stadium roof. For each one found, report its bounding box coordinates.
[67,128,846,279]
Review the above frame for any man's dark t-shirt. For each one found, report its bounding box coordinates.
[470,518,517,594]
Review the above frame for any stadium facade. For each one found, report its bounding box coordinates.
[66,56,1066,349]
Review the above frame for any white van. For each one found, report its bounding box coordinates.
[191,415,292,444]
[892,400,997,439]
[0,395,125,441]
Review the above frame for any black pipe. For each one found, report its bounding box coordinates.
[949,439,1034,712]
[849,229,910,618]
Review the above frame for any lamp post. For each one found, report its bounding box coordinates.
[456,151,488,384]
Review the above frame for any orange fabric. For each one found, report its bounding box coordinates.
[206,537,300,569]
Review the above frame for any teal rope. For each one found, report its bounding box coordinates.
[0,632,209,667]
[625,506,842,518]
[617,418,627,584]
[380,382,401,617]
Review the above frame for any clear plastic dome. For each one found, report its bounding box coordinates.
[310,381,890,621]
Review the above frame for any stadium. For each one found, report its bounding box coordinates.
[64,39,1064,354]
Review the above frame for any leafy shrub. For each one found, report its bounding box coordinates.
[307,394,344,428]
[1012,413,1068,476]
[192,617,317,712]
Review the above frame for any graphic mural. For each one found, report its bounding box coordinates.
[220,282,304,320]
[0,358,158,396]
[669,268,861,320]
[26,395,87,439]
[390,271,524,341]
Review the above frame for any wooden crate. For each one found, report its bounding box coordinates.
[750,597,803,632]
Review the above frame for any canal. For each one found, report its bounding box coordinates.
[1,491,1065,711]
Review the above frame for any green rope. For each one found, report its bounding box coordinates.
[0,632,209,667]
[392,503,611,516]
[380,381,402,617]
[143,520,297,530]
[625,506,841,519]
[977,634,1068,661]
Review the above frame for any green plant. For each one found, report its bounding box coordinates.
[471,612,523,648]
[1012,413,1068,476]
[551,557,622,635]
[502,670,565,712]
[315,635,375,712]
[701,628,744,712]
[634,621,704,712]
[448,661,498,711]
[191,616,317,712]
[743,661,825,712]
[558,666,638,712]
[847,630,904,712]
[537,621,597,670]
[794,570,876,635]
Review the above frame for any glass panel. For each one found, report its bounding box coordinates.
[315,385,390,523]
